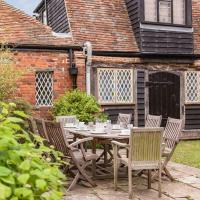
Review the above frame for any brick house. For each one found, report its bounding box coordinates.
[0,1,86,118]
[2,0,200,138]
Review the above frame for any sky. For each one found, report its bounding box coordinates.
[5,0,41,15]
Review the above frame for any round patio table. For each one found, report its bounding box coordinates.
[66,128,130,179]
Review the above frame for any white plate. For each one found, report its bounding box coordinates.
[112,125,121,130]
[91,131,106,134]
[64,124,77,128]
[75,128,90,131]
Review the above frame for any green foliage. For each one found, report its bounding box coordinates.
[52,90,107,123]
[0,44,24,101]
[10,98,32,115]
[0,102,66,200]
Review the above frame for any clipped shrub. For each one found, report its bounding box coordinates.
[52,90,107,123]
[0,102,66,200]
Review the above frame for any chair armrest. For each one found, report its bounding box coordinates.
[161,142,166,152]
[164,137,179,144]
[69,137,93,148]
[111,140,129,149]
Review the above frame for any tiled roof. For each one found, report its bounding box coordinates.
[0,0,75,46]
[64,0,139,52]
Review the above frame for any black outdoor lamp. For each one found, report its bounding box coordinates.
[69,63,78,89]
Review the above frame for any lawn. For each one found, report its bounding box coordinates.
[172,140,200,168]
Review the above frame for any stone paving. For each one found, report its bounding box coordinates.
[64,162,200,200]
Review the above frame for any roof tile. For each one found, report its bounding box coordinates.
[0,0,75,46]
[64,0,139,52]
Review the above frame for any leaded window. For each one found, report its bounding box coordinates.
[144,0,157,22]
[97,68,134,104]
[35,71,53,106]
[185,71,200,104]
[173,0,186,25]
[144,0,186,25]
[159,0,172,23]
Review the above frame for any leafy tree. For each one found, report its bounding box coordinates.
[0,44,24,101]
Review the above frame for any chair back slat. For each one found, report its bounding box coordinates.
[130,128,163,164]
[164,117,182,149]
[26,117,37,134]
[145,114,162,127]
[44,121,69,156]
[117,113,132,126]
[34,118,49,141]
[56,116,77,125]
[56,116,76,139]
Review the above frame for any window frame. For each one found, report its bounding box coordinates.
[35,70,54,107]
[97,68,135,105]
[185,71,200,105]
[141,0,192,28]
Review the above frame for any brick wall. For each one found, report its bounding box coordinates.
[13,50,85,118]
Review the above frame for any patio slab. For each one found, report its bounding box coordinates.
[64,162,200,200]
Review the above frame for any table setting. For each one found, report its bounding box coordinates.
[62,120,136,179]
[64,119,135,136]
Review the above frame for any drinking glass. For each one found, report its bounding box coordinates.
[120,122,126,129]
[127,124,133,130]
[79,122,85,130]
[88,122,94,129]
[75,119,79,128]
[106,120,112,134]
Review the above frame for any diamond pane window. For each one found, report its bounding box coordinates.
[97,69,115,104]
[97,68,134,104]
[35,71,53,106]
[185,71,200,104]
[116,69,133,103]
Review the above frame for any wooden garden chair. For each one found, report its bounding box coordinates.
[162,117,182,181]
[117,113,132,127]
[56,115,77,124]
[56,116,76,141]
[44,121,98,191]
[26,117,39,143]
[112,127,164,198]
[104,113,132,162]
[34,118,49,141]
[26,117,38,134]
[145,114,162,127]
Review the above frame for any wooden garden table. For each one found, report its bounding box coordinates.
[66,128,130,179]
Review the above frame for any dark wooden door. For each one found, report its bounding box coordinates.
[148,72,180,126]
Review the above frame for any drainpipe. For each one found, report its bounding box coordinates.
[83,41,92,95]
[68,49,78,89]
[44,0,49,25]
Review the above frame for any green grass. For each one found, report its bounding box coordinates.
[172,140,200,168]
